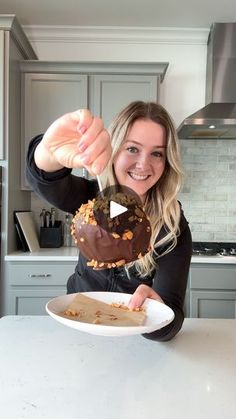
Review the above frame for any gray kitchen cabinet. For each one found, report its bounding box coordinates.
[0,30,4,159]
[5,261,74,315]
[0,16,37,316]
[8,288,66,316]
[189,263,236,318]
[92,74,159,128]
[20,60,168,189]
[190,290,236,318]
[21,72,88,189]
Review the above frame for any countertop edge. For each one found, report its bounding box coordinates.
[5,247,79,261]
[4,250,236,264]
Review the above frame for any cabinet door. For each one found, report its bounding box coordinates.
[190,290,236,319]
[9,287,66,315]
[92,74,159,128]
[5,261,74,315]
[0,30,4,160]
[21,73,88,189]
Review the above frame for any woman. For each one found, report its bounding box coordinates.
[26,101,192,341]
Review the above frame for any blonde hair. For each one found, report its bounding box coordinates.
[101,101,183,277]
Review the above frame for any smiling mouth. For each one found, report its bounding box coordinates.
[128,172,150,181]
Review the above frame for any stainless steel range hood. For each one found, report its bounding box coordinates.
[178,23,236,139]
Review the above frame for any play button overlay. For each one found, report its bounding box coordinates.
[93,184,147,235]
[110,201,128,219]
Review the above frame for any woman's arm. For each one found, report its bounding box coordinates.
[26,135,98,214]
[26,108,112,213]
[145,215,192,341]
[129,213,192,341]
[33,109,111,175]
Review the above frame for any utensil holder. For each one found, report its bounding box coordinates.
[40,221,63,248]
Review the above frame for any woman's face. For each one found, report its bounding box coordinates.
[113,118,167,203]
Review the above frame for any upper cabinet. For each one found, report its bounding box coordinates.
[22,72,88,146]
[0,15,37,162]
[92,73,160,128]
[20,61,168,189]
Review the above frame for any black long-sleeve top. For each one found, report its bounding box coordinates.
[26,135,192,341]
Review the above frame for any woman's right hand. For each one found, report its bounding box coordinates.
[34,109,112,175]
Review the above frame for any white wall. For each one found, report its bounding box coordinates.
[25,26,209,128]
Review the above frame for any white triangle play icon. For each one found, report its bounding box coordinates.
[110,201,128,219]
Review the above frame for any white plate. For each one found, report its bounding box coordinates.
[46,291,175,337]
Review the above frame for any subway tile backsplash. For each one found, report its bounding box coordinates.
[178,139,236,242]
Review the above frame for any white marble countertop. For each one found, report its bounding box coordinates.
[191,254,236,264]
[5,247,236,263]
[5,247,80,261]
[0,316,235,419]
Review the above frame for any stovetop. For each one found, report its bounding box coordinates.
[192,242,236,257]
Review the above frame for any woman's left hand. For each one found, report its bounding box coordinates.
[129,284,164,309]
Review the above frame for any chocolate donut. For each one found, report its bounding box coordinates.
[71,193,152,269]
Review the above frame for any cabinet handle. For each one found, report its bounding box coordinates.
[28,274,52,278]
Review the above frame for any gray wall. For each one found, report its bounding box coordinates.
[179,139,236,242]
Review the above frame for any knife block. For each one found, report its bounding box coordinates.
[39,221,63,248]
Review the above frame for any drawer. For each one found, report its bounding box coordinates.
[7,262,75,286]
[190,264,236,290]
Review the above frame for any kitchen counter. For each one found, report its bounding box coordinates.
[0,316,235,419]
[191,255,236,264]
[5,247,79,261]
[5,247,236,263]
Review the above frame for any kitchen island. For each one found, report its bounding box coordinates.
[0,316,235,419]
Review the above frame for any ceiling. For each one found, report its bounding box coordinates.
[1,0,236,28]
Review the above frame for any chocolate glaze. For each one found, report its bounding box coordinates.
[72,203,152,267]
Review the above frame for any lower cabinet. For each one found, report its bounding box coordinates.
[5,260,236,318]
[8,288,66,315]
[5,261,75,315]
[189,264,236,319]
[190,290,236,318]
